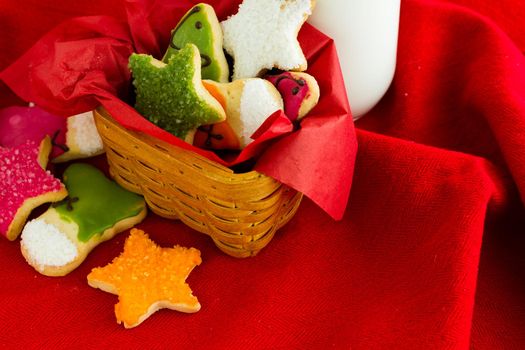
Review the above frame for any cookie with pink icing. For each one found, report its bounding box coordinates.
[0,105,104,162]
[0,104,68,158]
[0,137,68,241]
[265,71,320,121]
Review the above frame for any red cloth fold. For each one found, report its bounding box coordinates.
[0,0,525,349]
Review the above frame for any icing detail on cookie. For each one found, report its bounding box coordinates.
[68,112,103,155]
[194,79,282,149]
[0,138,67,240]
[21,219,78,268]
[130,44,226,140]
[53,163,145,243]
[221,0,314,79]
[163,3,229,82]
[266,72,309,121]
[0,105,68,158]
[52,111,105,163]
[239,79,283,145]
[87,229,202,328]
[193,81,241,150]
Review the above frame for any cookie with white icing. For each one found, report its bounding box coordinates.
[221,0,316,80]
[52,111,105,163]
[194,78,283,150]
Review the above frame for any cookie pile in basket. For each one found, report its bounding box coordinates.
[130,0,320,151]
[0,0,318,328]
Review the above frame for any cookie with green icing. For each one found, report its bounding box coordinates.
[130,43,226,142]
[20,163,147,277]
[163,3,229,82]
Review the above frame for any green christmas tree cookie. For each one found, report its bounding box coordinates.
[130,43,226,141]
[163,3,229,82]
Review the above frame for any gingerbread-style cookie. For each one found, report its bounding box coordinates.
[0,137,67,241]
[129,43,226,141]
[20,163,147,276]
[221,0,316,79]
[87,229,202,328]
[194,78,283,150]
[265,71,320,121]
[163,3,229,82]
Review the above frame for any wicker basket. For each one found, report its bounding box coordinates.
[93,107,303,257]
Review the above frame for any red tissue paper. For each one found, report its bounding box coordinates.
[2,0,525,348]
[0,0,356,220]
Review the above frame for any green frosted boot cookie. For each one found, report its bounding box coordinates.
[163,3,229,82]
[130,43,226,141]
[20,163,147,276]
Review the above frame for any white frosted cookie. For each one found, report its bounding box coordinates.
[194,78,284,150]
[221,0,316,80]
[53,111,105,163]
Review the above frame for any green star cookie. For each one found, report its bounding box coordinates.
[163,3,229,82]
[129,43,226,141]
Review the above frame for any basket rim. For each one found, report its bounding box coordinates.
[94,106,276,183]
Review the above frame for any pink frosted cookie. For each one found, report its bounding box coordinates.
[0,105,67,158]
[265,71,320,121]
[0,137,68,241]
[0,105,104,162]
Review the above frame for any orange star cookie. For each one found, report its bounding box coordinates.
[87,228,202,328]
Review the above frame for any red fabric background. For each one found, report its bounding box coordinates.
[1,0,524,348]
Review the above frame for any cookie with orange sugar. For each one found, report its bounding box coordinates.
[87,229,202,328]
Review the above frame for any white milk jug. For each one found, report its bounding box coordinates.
[308,0,401,119]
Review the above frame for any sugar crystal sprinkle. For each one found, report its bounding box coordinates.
[0,140,64,236]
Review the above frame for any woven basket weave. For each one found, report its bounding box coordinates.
[93,107,302,257]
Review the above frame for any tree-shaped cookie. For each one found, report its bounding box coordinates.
[130,43,226,142]
[163,3,229,82]
[88,229,202,328]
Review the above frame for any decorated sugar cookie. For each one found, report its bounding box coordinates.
[0,105,104,161]
[87,229,202,328]
[0,137,67,241]
[129,43,226,141]
[163,3,229,82]
[194,78,283,149]
[20,163,147,276]
[0,104,67,158]
[221,0,316,80]
[265,71,320,121]
[52,111,105,163]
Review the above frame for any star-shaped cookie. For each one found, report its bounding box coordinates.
[0,137,67,240]
[87,229,202,328]
[129,43,226,141]
[221,0,315,80]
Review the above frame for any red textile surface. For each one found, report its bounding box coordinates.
[0,0,524,349]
